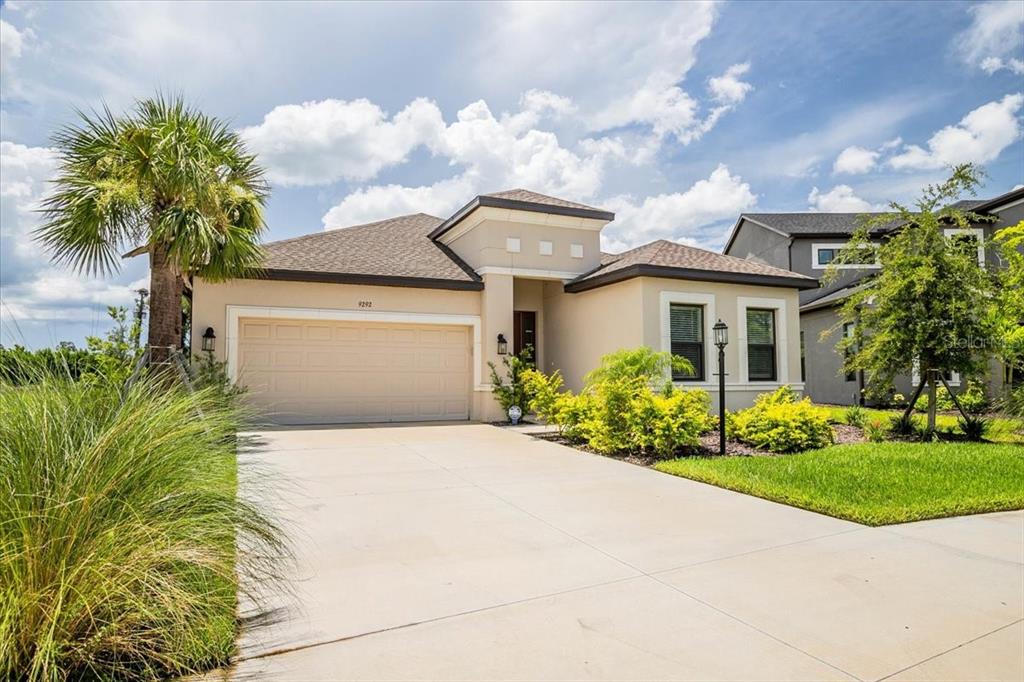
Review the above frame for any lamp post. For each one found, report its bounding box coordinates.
[713,319,729,455]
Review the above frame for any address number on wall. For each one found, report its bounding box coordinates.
[357,300,373,308]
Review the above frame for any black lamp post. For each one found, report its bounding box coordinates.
[201,327,216,353]
[713,319,729,455]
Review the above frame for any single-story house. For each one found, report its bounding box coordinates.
[191,189,818,424]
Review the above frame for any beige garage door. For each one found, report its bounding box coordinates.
[237,317,472,425]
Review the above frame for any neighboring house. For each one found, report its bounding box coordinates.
[191,189,816,424]
[723,186,1024,406]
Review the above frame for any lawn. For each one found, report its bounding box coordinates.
[654,442,1024,526]
[816,404,1024,444]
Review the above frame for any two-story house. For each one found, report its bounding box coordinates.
[191,189,816,424]
[723,186,1024,406]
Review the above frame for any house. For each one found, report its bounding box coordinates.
[191,189,817,424]
[723,186,1024,406]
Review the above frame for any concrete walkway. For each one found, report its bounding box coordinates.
[211,424,1023,681]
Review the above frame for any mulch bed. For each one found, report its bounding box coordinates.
[528,421,870,464]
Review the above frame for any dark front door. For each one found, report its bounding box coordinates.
[513,310,536,358]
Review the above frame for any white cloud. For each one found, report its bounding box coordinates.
[957,1,1024,74]
[833,145,879,174]
[708,62,752,104]
[1,19,25,63]
[807,185,880,212]
[889,93,1023,170]
[241,97,445,186]
[322,98,609,228]
[601,164,758,251]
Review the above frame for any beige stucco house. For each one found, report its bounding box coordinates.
[191,189,818,424]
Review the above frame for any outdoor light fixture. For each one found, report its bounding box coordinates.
[202,327,216,353]
[497,333,508,355]
[713,319,729,349]
[712,319,728,455]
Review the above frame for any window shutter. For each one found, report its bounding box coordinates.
[670,304,704,380]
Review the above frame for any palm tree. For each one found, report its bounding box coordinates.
[36,96,268,362]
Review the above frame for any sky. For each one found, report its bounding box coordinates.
[1,0,1022,349]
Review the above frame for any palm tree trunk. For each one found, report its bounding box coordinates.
[148,243,183,364]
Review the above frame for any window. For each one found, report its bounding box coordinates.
[843,322,856,382]
[944,228,985,267]
[746,308,776,381]
[812,243,879,270]
[570,243,584,258]
[800,331,806,382]
[506,237,521,253]
[538,240,553,256]
[669,304,704,381]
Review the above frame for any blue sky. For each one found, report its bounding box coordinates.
[1,0,1022,348]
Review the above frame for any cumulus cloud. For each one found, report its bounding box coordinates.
[1,19,26,63]
[240,97,446,186]
[888,93,1023,170]
[708,62,752,104]
[832,145,879,174]
[601,164,758,251]
[807,185,880,212]
[956,1,1024,75]
[321,97,610,228]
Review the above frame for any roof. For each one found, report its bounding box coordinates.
[800,280,870,313]
[256,213,483,290]
[971,186,1024,214]
[565,240,818,293]
[428,189,614,240]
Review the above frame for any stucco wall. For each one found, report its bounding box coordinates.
[800,306,862,405]
[446,217,602,274]
[541,278,644,392]
[725,220,791,270]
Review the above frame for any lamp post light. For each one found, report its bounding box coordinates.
[713,319,729,455]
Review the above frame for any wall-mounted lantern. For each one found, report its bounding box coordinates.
[497,333,508,355]
[202,327,216,353]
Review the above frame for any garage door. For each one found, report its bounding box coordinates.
[237,317,472,424]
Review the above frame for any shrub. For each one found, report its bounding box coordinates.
[488,346,535,419]
[521,348,710,456]
[864,418,888,443]
[726,386,835,453]
[958,414,991,441]
[914,386,955,413]
[889,412,920,436]
[843,404,867,428]
[956,381,989,414]
[0,369,287,680]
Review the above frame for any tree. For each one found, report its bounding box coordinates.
[36,96,268,363]
[828,164,998,432]
[992,220,1024,385]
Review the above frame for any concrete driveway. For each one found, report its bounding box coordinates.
[215,424,1023,681]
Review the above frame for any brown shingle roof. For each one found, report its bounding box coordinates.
[567,240,817,292]
[481,189,604,212]
[256,213,482,290]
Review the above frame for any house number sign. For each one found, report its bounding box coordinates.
[357,300,373,308]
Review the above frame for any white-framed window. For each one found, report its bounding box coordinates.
[911,360,961,388]
[737,296,790,384]
[538,240,553,256]
[570,243,584,259]
[943,228,985,267]
[506,237,521,253]
[812,242,880,270]
[660,291,716,385]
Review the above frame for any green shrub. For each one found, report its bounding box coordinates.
[864,418,888,443]
[0,369,288,680]
[956,381,989,414]
[488,346,535,419]
[726,386,835,453]
[843,404,867,428]
[958,414,991,441]
[914,385,955,413]
[521,348,710,456]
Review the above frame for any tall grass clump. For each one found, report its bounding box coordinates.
[0,367,287,681]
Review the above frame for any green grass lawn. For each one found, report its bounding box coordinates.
[654,442,1024,526]
[816,404,1024,444]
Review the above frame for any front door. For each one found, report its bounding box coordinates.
[513,310,537,359]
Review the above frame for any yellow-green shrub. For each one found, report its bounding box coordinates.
[627,390,715,457]
[727,386,834,453]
